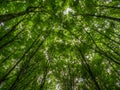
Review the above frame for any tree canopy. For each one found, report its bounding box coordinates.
[0,0,120,90]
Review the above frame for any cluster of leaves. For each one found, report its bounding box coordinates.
[0,0,120,90]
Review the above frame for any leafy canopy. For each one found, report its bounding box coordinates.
[0,0,120,90]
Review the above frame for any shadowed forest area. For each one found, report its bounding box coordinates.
[0,0,120,90]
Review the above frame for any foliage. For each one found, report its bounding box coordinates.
[0,0,120,90]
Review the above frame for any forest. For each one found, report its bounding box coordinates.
[0,0,120,90]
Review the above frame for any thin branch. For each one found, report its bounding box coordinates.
[0,18,24,42]
[0,6,41,23]
[95,30,120,45]
[77,46,101,90]
[0,28,24,50]
[75,13,120,22]
[85,31,120,65]
[87,4,120,9]
[8,28,52,90]
[0,33,41,84]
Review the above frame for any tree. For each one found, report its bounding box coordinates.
[0,0,120,90]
